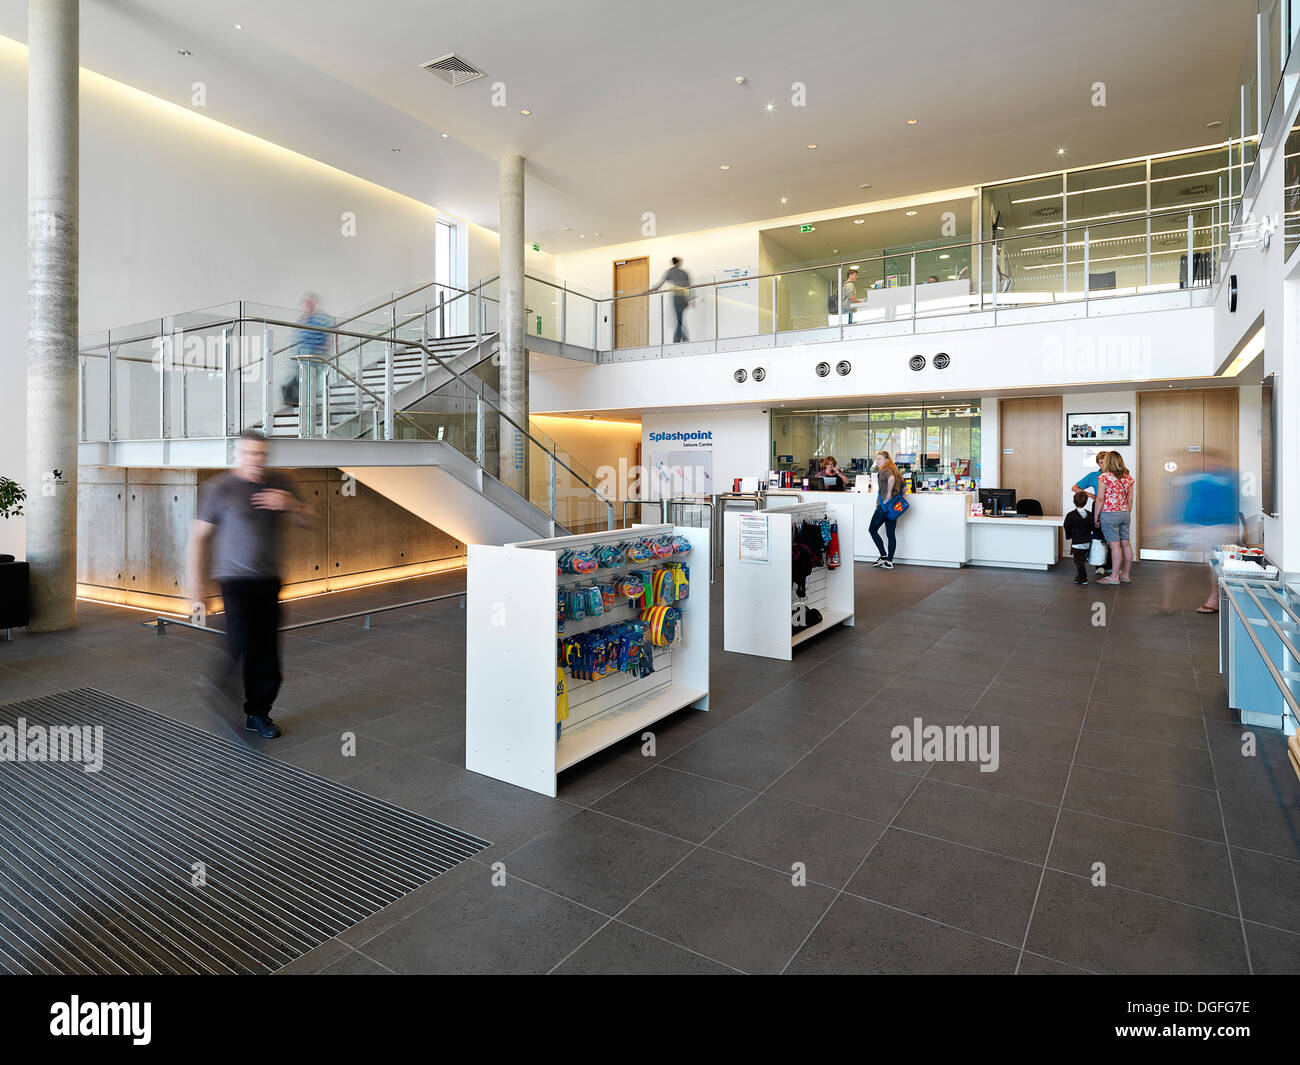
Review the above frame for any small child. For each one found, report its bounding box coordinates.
[1063,491,1093,585]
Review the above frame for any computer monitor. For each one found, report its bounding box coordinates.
[978,488,1017,514]
[896,452,916,466]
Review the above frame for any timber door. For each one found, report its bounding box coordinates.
[613,257,649,349]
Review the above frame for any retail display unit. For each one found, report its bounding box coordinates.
[723,500,855,660]
[465,523,710,797]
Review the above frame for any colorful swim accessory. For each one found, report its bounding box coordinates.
[641,604,680,646]
[595,543,626,569]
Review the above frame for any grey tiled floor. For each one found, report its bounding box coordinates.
[3,560,1297,974]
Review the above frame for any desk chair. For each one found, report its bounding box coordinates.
[1017,498,1044,516]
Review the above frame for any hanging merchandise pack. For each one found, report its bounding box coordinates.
[559,619,661,682]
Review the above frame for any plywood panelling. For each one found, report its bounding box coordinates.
[999,397,1062,517]
[613,257,649,349]
[1137,389,1239,560]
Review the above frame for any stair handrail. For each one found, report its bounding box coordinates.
[254,315,610,500]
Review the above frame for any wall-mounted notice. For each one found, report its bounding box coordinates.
[738,513,770,564]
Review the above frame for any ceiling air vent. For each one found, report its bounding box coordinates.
[421,53,486,87]
[1181,183,1213,197]
[1033,206,1061,218]
[815,361,831,377]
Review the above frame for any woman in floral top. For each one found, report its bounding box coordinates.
[1094,451,1135,585]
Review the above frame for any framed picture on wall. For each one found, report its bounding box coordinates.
[1066,411,1130,447]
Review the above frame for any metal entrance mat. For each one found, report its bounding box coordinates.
[0,689,488,974]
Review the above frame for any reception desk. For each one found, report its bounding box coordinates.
[801,490,1062,571]
[967,515,1062,571]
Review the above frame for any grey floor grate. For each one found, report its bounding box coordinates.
[0,689,489,974]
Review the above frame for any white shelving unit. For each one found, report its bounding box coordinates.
[723,500,855,660]
[465,523,709,797]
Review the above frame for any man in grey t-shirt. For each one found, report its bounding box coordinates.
[188,430,310,738]
[652,257,691,343]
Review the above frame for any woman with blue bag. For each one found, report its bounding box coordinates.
[869,450,908,569]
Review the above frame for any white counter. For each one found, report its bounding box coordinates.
[802,490,973,568]
[967,514,1063,571]
[799,490,1064,571]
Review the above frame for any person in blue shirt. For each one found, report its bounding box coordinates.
[281,293,332,408]
[1070,450,1109,576]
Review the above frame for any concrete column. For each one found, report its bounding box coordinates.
[25,0,80,631]
[498,154,527,496]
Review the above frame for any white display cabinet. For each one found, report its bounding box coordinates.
[465,523,710,797]
[723,500,855,660]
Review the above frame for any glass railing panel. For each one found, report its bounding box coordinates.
[561,288,598,348]
[79,340,110,441]
[112,332,162,440]
[996,230,1066,307]
[525,275,561,342]
[162,323,226,438]
[714,271,762,341]
[914,245,976,320]
[1066,218,1152,298]
[777,266,835,332]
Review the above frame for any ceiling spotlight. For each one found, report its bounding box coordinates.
[906,118,918,125]
[853,218,864,224]
[177,49,192,56]
[234,24,243,30]
[735,76,746,84]
[579,234,585,238]
[938,253,949,259]
[764,102,775,113]
[594,231,602,236]
[905,210,918,216]
[520,109,532,115]
[860,183,872,189]
[780,197,788,204]
[441,132,448,138]
[832,249,838,254]
[1206,119,1223,128]
[720,164,730,170]
[807,144,818,150]
[1056,146,1067,156]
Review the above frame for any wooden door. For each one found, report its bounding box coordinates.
[613,257,649,349]
[1000,396,1063,516]
[1137,389,1238,561]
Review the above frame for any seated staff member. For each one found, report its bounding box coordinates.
[819,456,851,490]
[869,450,906,569]
[1071,450,1110,577]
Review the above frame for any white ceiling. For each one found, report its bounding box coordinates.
[0,0,1256,253]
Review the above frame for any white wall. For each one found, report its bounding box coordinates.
[0,39,499,558]
[640,409,770,499]
[532,307,1215,416]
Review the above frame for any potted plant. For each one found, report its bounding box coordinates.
[0,475,28,636]
[0,475,25,521]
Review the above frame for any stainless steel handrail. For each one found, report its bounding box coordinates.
[252,316,609,498]
[144,588,467,635]
[655,497,716,584]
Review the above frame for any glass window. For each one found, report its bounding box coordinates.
[771,404,982,486]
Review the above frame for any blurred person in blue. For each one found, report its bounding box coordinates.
[1161,449,1239,615]
[281,293,332,408]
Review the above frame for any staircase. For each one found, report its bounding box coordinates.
[263,333,498,438]
[77,283,609,547]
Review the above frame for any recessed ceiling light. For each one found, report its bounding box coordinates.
[559,225,573,232]
[905,210,918,216]
[938,253,949,259]
[780,197,788,204]
[735,76,746,84]
[764,102,776,113]
[853,218,865,224]
[1056,146,1067,156]
[234,23,243,30]
[719,164,730,170]
[579,234,585,239]
[1206,120,1223,128]
[807,143,817,149]
[177,49,192,56]
[441,132,448,138]
[859,183,872,190]
[519,109,532,115]
[832,249,838,254]
[906,118,918,125]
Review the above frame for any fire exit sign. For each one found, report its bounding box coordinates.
[799,224,814,233]
[530,242,541,252]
